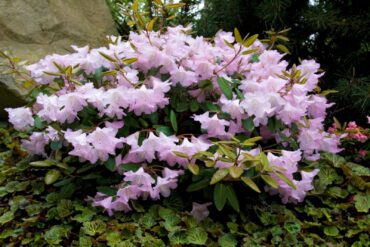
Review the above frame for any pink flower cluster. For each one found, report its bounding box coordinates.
[93,167,183,215]
[6,26,342,214]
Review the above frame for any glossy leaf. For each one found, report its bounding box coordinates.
[241,177,261,193]
[217,77,233,100]
[214,183,227,211]
[210,169,229,185]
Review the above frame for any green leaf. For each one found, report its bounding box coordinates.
[261,174,279,188]
[44,225,71,245]
[242,117,255,131]
[243,34,258,47]
[146,17,158,32]
[173,151,189,158]
[354,192,370,213]
[284,221,301,234]
[154,125,174,136]
[275,171,297,189]
[97,186,118,196]
[186,177,210,192]
[188,163,199,175]
[190,100,200,112]
[104,156,116,172]
[210,169,229,185]
[50,140,62,150]
[122,58,138,65]
[234,28,242,43]
[82,220,107,236]
[226,185,240,212]
[0,212,14,225]
[224,39,235,49]
[120,163,141,172]
[34,116,45,129]
[250,54,260,63]
[242,48,259,55]
[44,169,61,185]
[259,152,269,169]
[186,227,208,245]
[57,199,74,218]
[324,226,339,237]
[276,44,290,54]
[241,177,261,193]
[321,153,346,168]
[99,52,117,62]
[229,166,243,178]
[217,77,233,100]
[165,3,186,9]
[218,233,238,247]
[214,183,227,211]
[243,136,262,146]
[30,160,56,167]
[170,110,178,132]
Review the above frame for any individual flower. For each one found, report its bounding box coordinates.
[190,202,212,222]
[193,112,230,138]
[6,107,34,131]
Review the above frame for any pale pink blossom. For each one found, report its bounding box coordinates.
[6,107,34,131]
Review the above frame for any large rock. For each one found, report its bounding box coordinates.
[0,0,118,62]
[0,0,118,118]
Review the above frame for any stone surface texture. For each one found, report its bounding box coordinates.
[0,0,118,118]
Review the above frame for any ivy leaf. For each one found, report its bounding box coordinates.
[226,185,240,212]
[210,169,229,185]
[241,177,261,193]
[82,220,107,236]
[170,110,178,132]
[324,226,339,237]
[218,233,238,247]
[261,174,279,188]
[321,153,346,168]
[217,77,233,100]
[214,183,227,211]
[186,227,208,245]
[0,212,14,225]
[354,192,370,213]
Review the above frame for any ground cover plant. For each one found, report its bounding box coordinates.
[0,122,369,246]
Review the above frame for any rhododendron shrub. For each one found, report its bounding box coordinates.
[6,26,342,215]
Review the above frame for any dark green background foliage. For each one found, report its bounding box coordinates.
[1,126,369,246]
